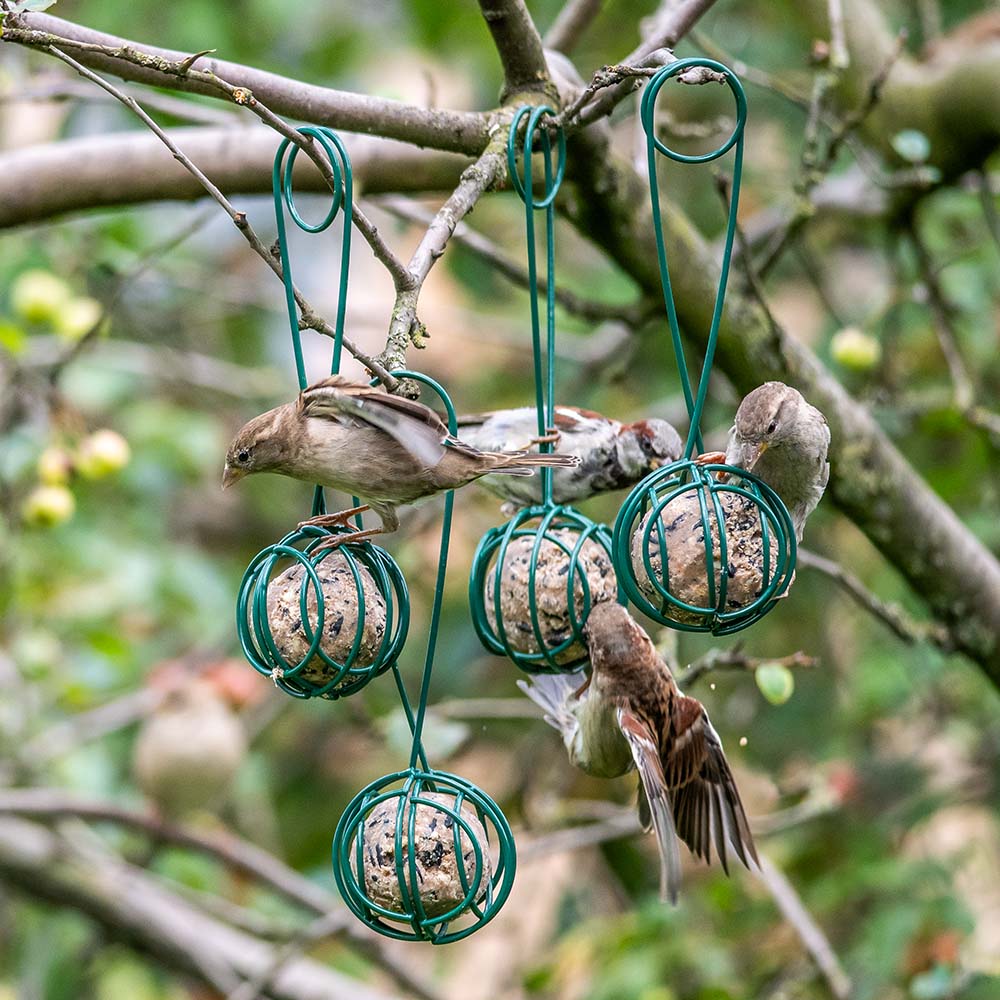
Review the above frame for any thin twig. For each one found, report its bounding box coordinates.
[563,0,723,128]
[376,135,510,378]
[33,40,397,388]
[682,647,817,688]
[908,224,977,412]
[827,0,850,71]
[226,912,351,1000]
[756,31,907,278]
[797,549,954,650]
[757,854,853,1000]
[544,0,604,54]
[377,194,647,325]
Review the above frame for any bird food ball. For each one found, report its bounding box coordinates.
[485,528,617,664]
[631,489,781,624]
[353,792,492,919]
[262,553,387,686]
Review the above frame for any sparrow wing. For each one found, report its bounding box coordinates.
[618,706,682,903]
[300,376,449,467]
[666,695,758,874]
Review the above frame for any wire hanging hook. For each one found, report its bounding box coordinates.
[641,58,747,458]
[507,106,566,507]
[272,126,354,518]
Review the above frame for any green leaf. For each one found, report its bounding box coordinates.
[755,662,795,705]
[891,129,932,164]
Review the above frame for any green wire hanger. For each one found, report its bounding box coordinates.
[640,57,747,459]
[272,126,353,519]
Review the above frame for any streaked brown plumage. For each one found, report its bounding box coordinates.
[454,405,683,511]
[584,601,758,902]
[222,376,579,544]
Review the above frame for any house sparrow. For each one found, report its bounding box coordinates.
[520,601,758,902]
[455,406,683,511]
[701,382,830,541]
[223,376,580,544]
[133,677,247,820]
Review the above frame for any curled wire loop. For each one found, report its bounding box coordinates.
[332,768,516,944]
[331,371,518,941]
[470,107,619,673]
[613,459,796,634]
[469,505,618,674]
[611,61,796,635]
[235,129,407,698]
[236,524,409,700]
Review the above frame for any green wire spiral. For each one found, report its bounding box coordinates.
[469,106,620,674]
[234,127,408,698]
[331,372,516,943]
[611,60,796,634]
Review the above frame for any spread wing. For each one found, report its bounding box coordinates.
[300,375,481,468]
[667,695,758,875]
[618,707,682,903]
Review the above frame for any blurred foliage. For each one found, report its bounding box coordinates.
[2,0,1000,998]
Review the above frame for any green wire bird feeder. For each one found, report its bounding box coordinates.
[236,127,408,698]
[612,60,796,635]
[332,373,516,943]
[469,107,620,674]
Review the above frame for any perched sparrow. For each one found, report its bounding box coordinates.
[223,376,579,543]
[521,601,758,902]
[133,678,247,819]
[701,382,830,541]
[455,406,683,511]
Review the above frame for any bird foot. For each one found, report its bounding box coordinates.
[309,527,386,553]
[572,672,592,699]
[298,504,370,532]
[693,451,730,481]
[528,427,561,448]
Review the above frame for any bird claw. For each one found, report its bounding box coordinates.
[693,452,729,481]
[529,427,561,448]
[298,504,370,532]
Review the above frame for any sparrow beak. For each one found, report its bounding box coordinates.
[745,441,769,471]
[222,464,246,489]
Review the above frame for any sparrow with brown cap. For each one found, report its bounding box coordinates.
[455,405,683,512]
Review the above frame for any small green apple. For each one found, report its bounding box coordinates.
[10,269,71,325]
[22,484,76,526]
[75,429,131,479]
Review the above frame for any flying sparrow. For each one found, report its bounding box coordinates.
[521,600,758,902]
[223,376,579,544]
[455,405,683,512]
[700,382,830,541]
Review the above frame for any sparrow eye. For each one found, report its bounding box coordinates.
[237,449,250,464]
[767,421,777,435]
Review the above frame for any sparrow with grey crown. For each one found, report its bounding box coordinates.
[223,376,579,545]
[520,600,758,902]
[700,381,830,541]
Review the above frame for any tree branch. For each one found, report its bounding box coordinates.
[562,124,1000,682]
[377,194,647,324]
[5,12,490,154]
[477,0,553,102]
[376,133,510,377]
[0,815,414,1000]
[0,126,467,229]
